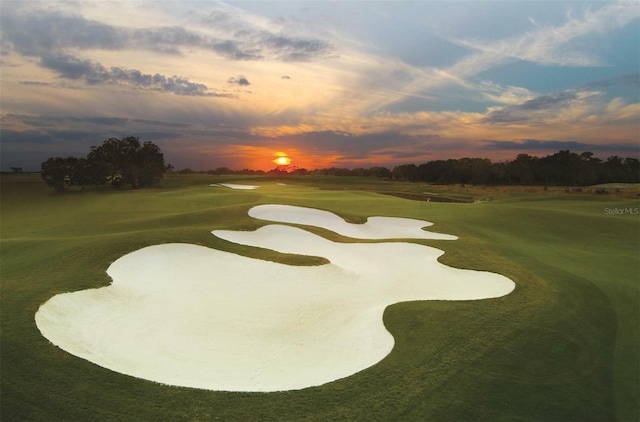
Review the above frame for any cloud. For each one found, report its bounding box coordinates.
[483,139,639,153]
[127,131,182,140]
[517,92,577,111]
[483,90,586,124]
[450,1,640,70]
[482,72,640,125]
[38,52,228,96]
[0,114,189,148]
[346,2,639,117]
[264,130,439,162]
[18,81,55,87]
[0,10,124,56]
[196,6,332,61]
[0,128,53,144]
[377,1,640,115]
[264,36,329,62]
[1,126,106,145]
[40,53,111,83]
[0,7,332,62]
[83,116,129,126]
[227,76,251,86]
[6,114,124,128]
[580,73,640,91]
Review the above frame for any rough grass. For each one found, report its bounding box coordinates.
[1,174,638,421]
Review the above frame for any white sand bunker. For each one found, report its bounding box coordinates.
[250,204,457,240]
[210,183,260,189]
[35,205,515,392]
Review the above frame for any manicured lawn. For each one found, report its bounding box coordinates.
[1,174,638,421]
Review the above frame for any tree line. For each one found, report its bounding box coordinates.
[42,144,638,191]
[194,150,638,185]
[389,150,639,185]
[41,137,166,191]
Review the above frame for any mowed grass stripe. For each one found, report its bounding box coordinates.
[1,174,637,421]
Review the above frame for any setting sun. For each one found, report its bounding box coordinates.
[273,152,291,166]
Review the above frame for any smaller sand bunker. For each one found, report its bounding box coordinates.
[35,205,514,392]
[249,204,457,240]
[210,183,260,189]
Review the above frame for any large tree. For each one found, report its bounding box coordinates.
[41,157,79,192]
[41,137,166,190]
[87,137,165,188]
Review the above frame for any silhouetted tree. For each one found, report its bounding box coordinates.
[87,137,165,188]
[369,166,392,179]
[602,156,626,183]
[136,141,166,187]
[42,137,166,191]
[506,154,538,184]
[41,157,78,192]
[392,164,418,181]
[392,150,638,185]
[623,158,640,182]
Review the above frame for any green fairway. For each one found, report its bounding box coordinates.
[1,174,638,421]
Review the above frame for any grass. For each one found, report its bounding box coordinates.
[1,173,638,421]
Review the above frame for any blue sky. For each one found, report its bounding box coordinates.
[1,0,638,171]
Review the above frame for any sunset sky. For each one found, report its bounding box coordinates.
[1,0,638,171]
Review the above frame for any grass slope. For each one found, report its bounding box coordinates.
[1,174,638,421]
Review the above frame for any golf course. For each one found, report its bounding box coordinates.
[1,173,638,421]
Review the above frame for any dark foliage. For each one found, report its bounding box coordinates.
[160,149,638,186]
[41,137,166,191]
[393,150,640,185]
[242,150,637,185]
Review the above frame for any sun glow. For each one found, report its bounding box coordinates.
[272,152,291,166]
[276,156,290,165]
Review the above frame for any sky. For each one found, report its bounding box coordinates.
[1,0,638,172]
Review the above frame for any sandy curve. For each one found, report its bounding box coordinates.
[210,183,260,189]
[249,204,458,240]
[35,206,514,392]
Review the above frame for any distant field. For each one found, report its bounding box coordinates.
[1,173,638,421]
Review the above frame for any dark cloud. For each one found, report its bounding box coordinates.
[517,92,577,111]
[484,74,640,125]
[128,131,183,140]
[19,81,55,86]
[5,114,129,127]
[381,149,430,159]
[40,53,110,83]
[130,26,201,55]
[0,128,53,144]
[483,91,579,124]
[199,10,332,62]
[227,76,251,86]
[82,117,129,126]
[580,73,640,90]
[0,114,184,147]
[0,127,103,144]
[262,35,329,62]
[1,8,331,62]
[211,40,262,60]
[483,139,640,153]
[130,118,191,129]
[46,129,99,141]
[0,10,124,56]
[482,109,527,124]
[37,52,228,96]
[281,130,435,160]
